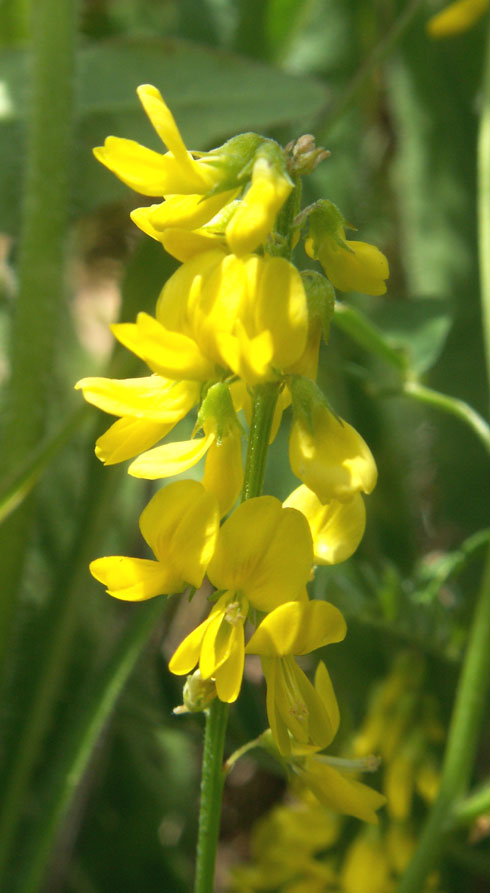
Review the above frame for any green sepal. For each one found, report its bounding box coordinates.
[301,270,335,344]
[289,376,329,433]
[307,199,351,255]
[197,381,241,443]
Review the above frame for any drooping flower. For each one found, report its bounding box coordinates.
[426,0,489,38]
[305,200,389,296]
[246,606,346,754]
[89,480,219,600]
[169,496,314,702]
[289,390,377,504]
[74,375,200,464]
[284,485,366,565]
[112,249,308,385]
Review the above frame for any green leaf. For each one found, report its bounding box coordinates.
[370,297,453,375]
[0,37,329,227]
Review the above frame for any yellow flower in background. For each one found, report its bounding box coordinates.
[340,832,394,893]
[169,496,314,702]
[89,480,219,601]
[74,375,200,464]
[305,230,389,296]
[295,753,386,824]
[246,613,345,755]
[284,485,366,565]
[426,0,489,37]
[289,402,377,504]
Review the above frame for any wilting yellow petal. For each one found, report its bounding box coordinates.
[289,404,377,503]
[284,485,366,564]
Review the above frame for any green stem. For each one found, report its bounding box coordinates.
[319,0,425,134]
[19,599,166,893]
[194,381,280,892]
[0,0,79,687]
[397,548,490,891]
[333,301,407,372]
[478,13,490,395]
[402,381,490,457]
[451,779,490,828]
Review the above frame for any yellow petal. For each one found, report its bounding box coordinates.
[284,485,366,564]
[169,615,212,675]
[226,156,292,255]
[314,661,340,742]
[90,556,176,601]
[149,190,236,231]
[112,312,216,380]
[95,417,172,465]
[207,497,313,612]
[307,233,389,296]
[289,405,377,503]
[128,433,214,479]
[202,428,243,515]
[139,480,219,588]
[161,227,227,261]
[250,255,308,370]
[93,138,174,196]
[214,628,245,703]
[75,375,199,422]
[303,759,386,823]
[426,0,489,38]
[246,600,346,657]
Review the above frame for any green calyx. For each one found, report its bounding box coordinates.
[197,381,240,442]
[301,270,335,343]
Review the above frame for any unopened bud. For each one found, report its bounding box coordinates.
[173,670,217,714]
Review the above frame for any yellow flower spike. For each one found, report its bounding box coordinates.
[207,496,314,613]
[226,152,293,255]
[426,0,489,38]
[93,85,221,196]
[284,485,366,564]
[90,480,219,601]
[289,399,377,503]
[169,591,247,703]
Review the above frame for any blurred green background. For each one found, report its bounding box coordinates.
[0,0,489,890]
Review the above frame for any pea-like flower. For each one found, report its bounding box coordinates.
[169,496,314,702]
[89,480,219,601]
[75,375,200,464]
[289,400,377,504]
[246,602,346,754]
[284,485,366,565]
[112,249,308,385]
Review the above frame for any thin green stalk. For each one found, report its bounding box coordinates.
[20,599,166,893]
[451,779,490,828]
[403,381,490,457]
[478,12,490,394]
[397,548,490,891]
[0,0,79,686]
[318,0,425,134]
[194,382,280,893]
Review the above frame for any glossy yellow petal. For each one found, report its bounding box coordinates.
[169,615,212,675]
[290,404,377,503]
[75,375,199,422]
[202,428,243,515]
[426,0,489,37]
[161,227,226,261]
[250,255,308,370]
[226,156,292,255]
[217,323,274,384]
[90,556,176,601]
[128,433,214,479]
[314,661,340,742]
[302,759,386,823]
[149,190,236,231]
[139,480,219,588]
[130,205,169,242]
[112,312,216,380]
[214,629,245,703]
[207,497,313,612]
[93,138,174,196]
[306,234,389,296]
[95,417,171,465]
[284,485,366,564]
[246,600,346,657]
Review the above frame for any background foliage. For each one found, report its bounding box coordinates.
[0,0,489,890]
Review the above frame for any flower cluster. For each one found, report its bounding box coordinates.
[77,86,389,823]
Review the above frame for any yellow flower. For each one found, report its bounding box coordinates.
[94,84,221,196]
[169,496,314,701]
[295,753,386,824]
[226,153,293,255]
[113,249,308,385]
[74,375,200,464]
[426,0,489,37]
[284,485,366,564]
[89,480,219,601]
[289,402,377,504]
[305,231,389,296]
[246,615,346,754]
